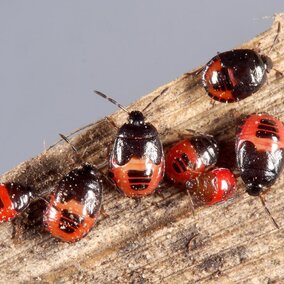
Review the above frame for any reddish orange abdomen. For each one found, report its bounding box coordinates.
[110,157,164,197]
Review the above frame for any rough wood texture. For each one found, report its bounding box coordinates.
[1,14,284,284]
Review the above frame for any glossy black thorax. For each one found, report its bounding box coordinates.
[237,141,284,195]
[5,183,33,212]
[219,49,268,92]
[112,111,163,166]
[190,135,219,167]
[54,164,102,217]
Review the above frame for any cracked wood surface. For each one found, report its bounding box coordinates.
[1,13,284,284]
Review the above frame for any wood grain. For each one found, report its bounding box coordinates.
[1,13,284,284]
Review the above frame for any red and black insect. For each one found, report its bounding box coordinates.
[202,49,272,102]
[95,91,164,198]
[186,168,236,205]
[0,183,33,222]
[44,164,103,242]
[165,135,219,185]
[236,113,284,196]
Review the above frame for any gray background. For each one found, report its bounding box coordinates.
[0,1,283,173]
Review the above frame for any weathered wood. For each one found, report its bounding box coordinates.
[1,14,284,284]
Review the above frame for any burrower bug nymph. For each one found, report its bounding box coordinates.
[202,49,272,102]
[165,135,219,186]
[186,168,236,205]
[44,164,103,242]
[236,113,284,196]
[0,183,33,222]
[95,90,164,198]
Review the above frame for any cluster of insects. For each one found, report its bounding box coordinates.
[1,48,283,242]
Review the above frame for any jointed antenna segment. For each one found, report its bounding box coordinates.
[94,90,129,114]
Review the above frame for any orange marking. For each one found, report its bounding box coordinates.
[110,157,164,197]
[45,196,97,242]
[0,185,17,222]
[238,114,284,152]
[204,58,235,101]
[165,139,205,185]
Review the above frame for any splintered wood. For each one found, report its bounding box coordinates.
[0,13,284,284]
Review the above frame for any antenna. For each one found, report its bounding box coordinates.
[141,87,169,113]
[94,90,129,114]
[259,194,279,229]
[59,133,82,165]
[268,21,280,54]
[59,134,78,153]
[59,134,114,187]
[185,181,196,216]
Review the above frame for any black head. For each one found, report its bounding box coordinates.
[261,55,273,73]
[246,183,263,196]
[81,163,100,177]
[241,168,276,196]
[128,111,145,126]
